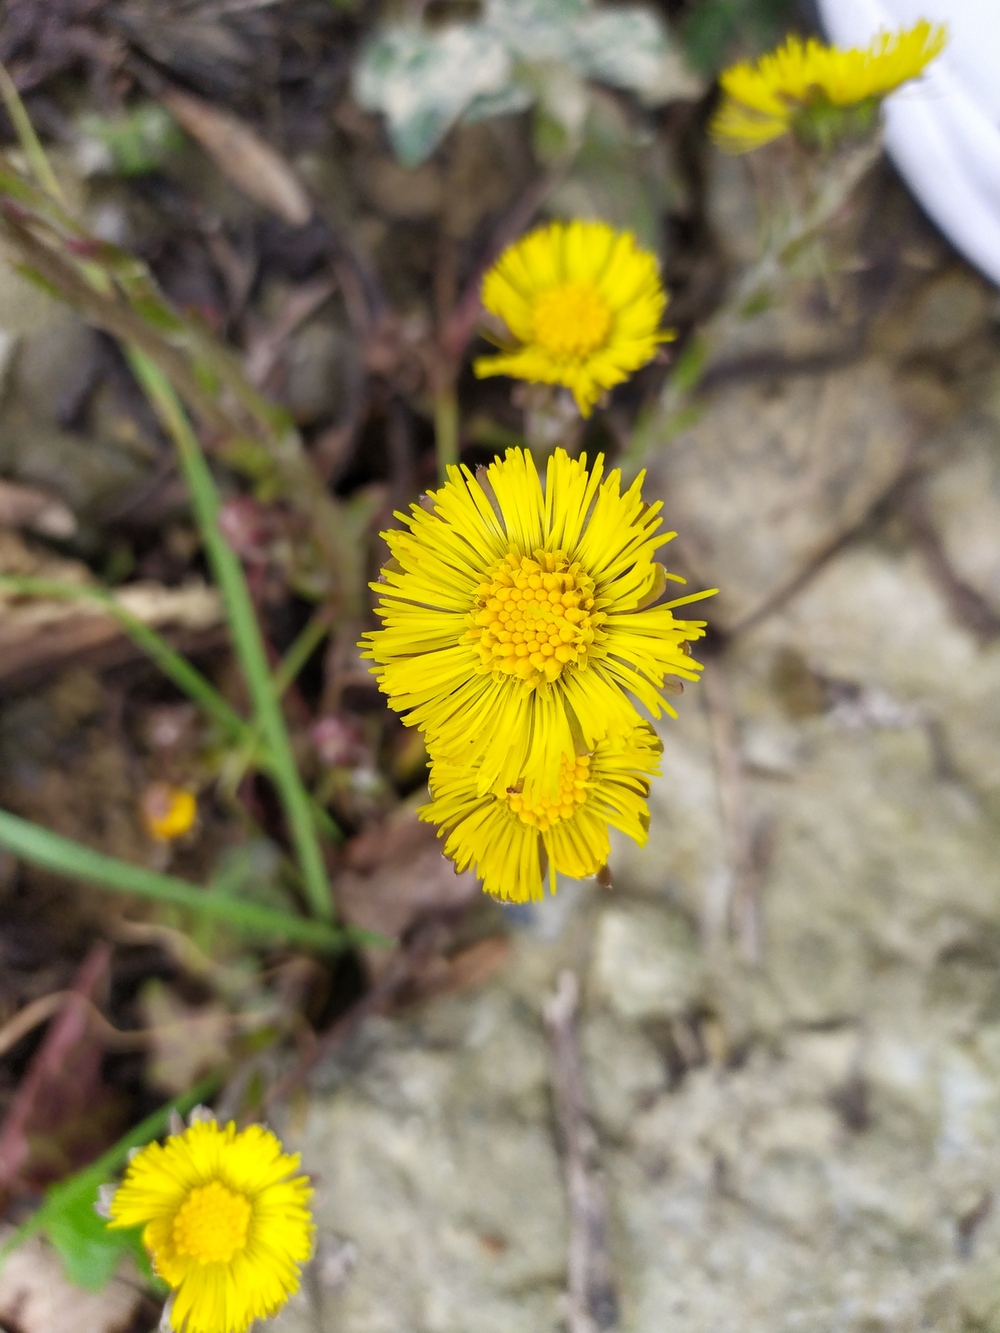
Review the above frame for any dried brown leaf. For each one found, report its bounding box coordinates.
[0,531,224,690]
[162,87,312,227]
[0,944,124,1202]
[0,479,76,538]
[336,810,479,971]
[0,1233,143,1333]
[139,981,233,1096]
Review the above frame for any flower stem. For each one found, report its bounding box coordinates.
[433,382,459,482]
[628,134,883,469]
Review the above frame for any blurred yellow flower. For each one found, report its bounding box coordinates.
[141,783,197,841]
[711,21,947,153]
[473,220,673,417]
[361,447,711,802]
[106,1116,313,1333]
[421,723,662,903]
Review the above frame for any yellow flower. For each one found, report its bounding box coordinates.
[473,220,673,417]
[141,783,197,841]
[361,447,711,801]
[711,21,947,153]
[106,1116,313,1333]
[420,723,662,903]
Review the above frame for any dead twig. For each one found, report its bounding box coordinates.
[543,971,617,1333]
[900,483,1000,645]
[0,986,272,1058]
[702,661,764,964]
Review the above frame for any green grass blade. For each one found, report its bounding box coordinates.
[274,609,331,698]
[0,63,64,203]
[0,807,344,951]
[127,352,339,919]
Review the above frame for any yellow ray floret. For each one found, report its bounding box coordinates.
[361,447,713,801]
[422,723,662,903]
[473,220,673,416]
[711,21,947,153]
[107,1116,314,1333]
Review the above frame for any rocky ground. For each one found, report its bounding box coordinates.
[266,156,1000,1333]
[1,44,999,1331]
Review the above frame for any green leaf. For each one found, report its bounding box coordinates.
[79,105,185,177]
[44,1180,144,1291]
[680,0,797,76]
[354,0,698,166]
[573,8,701,104]
[354,24,512,166]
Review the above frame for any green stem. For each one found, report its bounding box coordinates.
[274,608,331,698]
[128,352,335,922]
[0,806,343,951]
[433,383,459,483]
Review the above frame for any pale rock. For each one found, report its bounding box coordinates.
[873,266,993,357]
[580,1012,666,1137]
[590,903,704,1022]
[608,699,727,918]
[922,426,1000,615]
[647,361,913,629]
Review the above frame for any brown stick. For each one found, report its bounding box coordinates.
[702,662,763,964]
[544,971,617,1333]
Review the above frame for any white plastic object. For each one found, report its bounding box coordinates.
[816,0,1000,287]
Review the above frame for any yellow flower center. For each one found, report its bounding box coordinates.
[141,783,197,842]
[505,754,591,831]
[532,282,612,359]
[469,550,602,687]
[172,1180,252,1265]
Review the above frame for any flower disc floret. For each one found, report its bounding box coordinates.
[362,447,713,801]
[421,726,661,902]
[711,21,947,153]
[505,753,591,831]
[474,220,673,416]
[471,550,601,686]
[172,1181,252,1265]
[106,1117,313,1333]
[532,282,612,358]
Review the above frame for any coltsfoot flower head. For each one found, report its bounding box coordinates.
[141,783,197,841]
[106,1116,313,1333]
[421,723,662,903]
[361,447,712,801]
[711,21,947,153]
[473,220,673,417]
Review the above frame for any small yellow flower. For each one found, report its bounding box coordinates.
[421,724,662,903]
[106,1116,313,1333]
[141,783,197,841]
[473,220,673,417]
[361,447,712,802]
[711,21,947,153]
